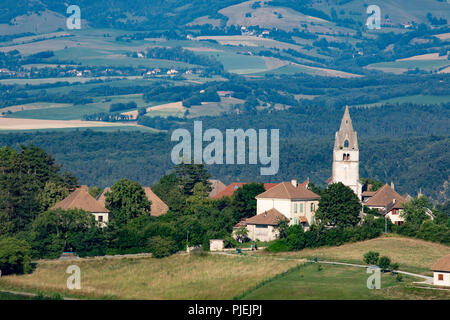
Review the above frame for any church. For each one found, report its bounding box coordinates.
[328,106,362,200]
[233,106,422,241]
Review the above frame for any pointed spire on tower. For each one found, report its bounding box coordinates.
[339,105,354,132]
[334,105,358,150]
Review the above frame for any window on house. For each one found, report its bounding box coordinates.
[311,203,314,211]
[438,274,444,281]
[294,217,299,225]
[98,215,103,222]
[299,203,303,213]
[293,203,297,213]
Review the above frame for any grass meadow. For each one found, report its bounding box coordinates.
[266,234,450,275]
[240,263,450,300]
[0,253,301,300]
[1,235,448,300]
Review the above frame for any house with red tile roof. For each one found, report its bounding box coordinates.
[244,208,288,242]
[208,179,227,198]
[211,182,278,199]
[52,186,109,227]
[255,179,319,230]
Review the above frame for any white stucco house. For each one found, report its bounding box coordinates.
[255,179,320,230]
[431,255,450,287]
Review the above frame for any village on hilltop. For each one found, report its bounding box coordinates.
[50,106,448,287]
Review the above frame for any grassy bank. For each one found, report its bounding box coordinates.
[239,263,450,300]
[263,234,450,275]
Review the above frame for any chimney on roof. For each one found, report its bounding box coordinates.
[291,179,298,187]
[390,181,395,190]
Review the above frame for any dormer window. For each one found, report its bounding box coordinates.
[344,140,349,148]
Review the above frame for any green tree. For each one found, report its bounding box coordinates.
[186,182,212,214]
[106,179,151,226]
[174,163,211,196]
[148,236,178,258]
[36,181,69,211]
[231,183,266,221]
[378,256,391,270]
[307,182,323,196]
[275,218,289,239]
[0,237,32,275]
[360,178,384,192]
[404,196,432,225]
[31,208,105,258]
[316,183,361,227]
[234,226,249,243]
[152,172,180,204]
[0,145,77,234]
[88,186,102,199]
[286,225,305,250]
[364,251,380,265]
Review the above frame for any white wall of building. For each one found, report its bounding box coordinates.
[433,271,450,287]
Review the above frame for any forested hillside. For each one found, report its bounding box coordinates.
[0,130,447,202]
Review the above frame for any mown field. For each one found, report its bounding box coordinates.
[240,263,450,300]
[267,234,450,275]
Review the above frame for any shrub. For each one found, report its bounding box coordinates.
[364,251,380,265]
[390,262,399,271]
[147,236,178,258]
[0,237,32,275]
[286,225,305,250]
[378,256,391,270]
[265,239,289,252]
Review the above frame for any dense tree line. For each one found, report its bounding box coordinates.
[0,130,448,202]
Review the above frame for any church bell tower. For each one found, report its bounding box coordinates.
[331,106,361,199]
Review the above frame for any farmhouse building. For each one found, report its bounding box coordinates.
[431,255,450,287]
[52,185,109,227]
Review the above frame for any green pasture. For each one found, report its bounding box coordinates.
[240,263,448,300]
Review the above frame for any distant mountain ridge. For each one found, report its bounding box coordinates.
[1,0,449,33]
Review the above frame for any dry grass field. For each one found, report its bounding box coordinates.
[0,253,302,300]
[397,52,448,61]
[267,235,450,275]
[0,118,142,130]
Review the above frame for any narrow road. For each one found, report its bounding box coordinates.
[307,260,434,284]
